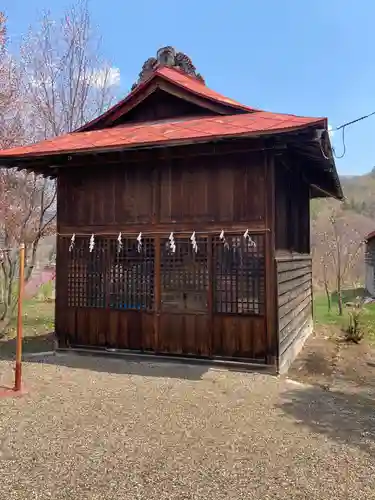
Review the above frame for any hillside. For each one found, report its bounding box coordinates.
[312,168,375,220]
[311,169,375,289]
[341,168,375,220]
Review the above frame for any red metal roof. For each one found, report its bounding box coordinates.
[0,112,325,159]
[77,66,256,132]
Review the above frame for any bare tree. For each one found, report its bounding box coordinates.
[0,12,5,49]
[321,255,332,312]
[0,2,119,334]
[312,224,335,313]
[320,250,333,313]
[20,0,118,140]
[0,170,56,322]
[313,209,364,315]
[0,13,24,149]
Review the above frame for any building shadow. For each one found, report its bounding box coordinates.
[297,351,334,377]
[287,347,339,390]
[1,334,271,381]
[0,333,55,360]
[335,356,375,393]
[21,350,212,381]
[278,385,375,456]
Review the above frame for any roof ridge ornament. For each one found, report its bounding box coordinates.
[131,46,205,90]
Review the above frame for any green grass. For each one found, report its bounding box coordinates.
[7,299,55,335]
[0,288,55,358]
[314,292,375,343]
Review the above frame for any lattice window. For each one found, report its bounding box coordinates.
[67,237,107,308]
[213,233,265,315]
[86,238,107,308]
[161,236,208,312]
[66,236,154,310]
[109,238,154,311]
[67,237,90,307]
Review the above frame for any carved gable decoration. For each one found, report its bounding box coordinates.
[131,46,205,90]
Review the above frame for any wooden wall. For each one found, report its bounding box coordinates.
[57,150,266,232]
[56,308,266,360]
[274,156,310,254]
[273,154,314,372]
[55,145,272,364]
[276,255,313,374]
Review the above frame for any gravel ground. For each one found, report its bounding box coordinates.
[0,354,374,499]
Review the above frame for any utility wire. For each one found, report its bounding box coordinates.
[335,110,375,130]
[333,127,346,159]
[331,110,375,160]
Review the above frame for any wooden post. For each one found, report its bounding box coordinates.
[153,235,161,352]
[264,152,277,367]
[207,235,214,357]
[14,243,25,392]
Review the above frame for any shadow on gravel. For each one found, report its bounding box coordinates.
[25,351,211,381]
[0,333,55,360]
[278,385,375,456]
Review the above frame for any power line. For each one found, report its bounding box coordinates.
[331,110,375,160]
[333,127,346,159]
[335,110,375,131]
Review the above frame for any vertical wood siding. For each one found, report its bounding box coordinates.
[57,151,266,230]
[274,157,310,253]
[55,146,272,364]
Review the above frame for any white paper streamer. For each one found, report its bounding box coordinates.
[243,228,256,247]
[117,232,122,253]
[69,233,75,252]
[137,232,142,253]
[220,229,229,249]
[89,234,95,252]
[169,232,176,253]
[190,231,198,253]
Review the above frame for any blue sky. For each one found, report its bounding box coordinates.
[3,0,375,175]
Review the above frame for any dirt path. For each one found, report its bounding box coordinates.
[287,324,375,396]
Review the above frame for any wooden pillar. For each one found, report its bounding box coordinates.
[154,234,161,352]
[264,151,277,367]
[14,243,25,391]
[207,235,214,357]
[55,177,69,348]
[55,234,68,348]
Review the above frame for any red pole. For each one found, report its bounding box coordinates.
[14,243,25,392]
